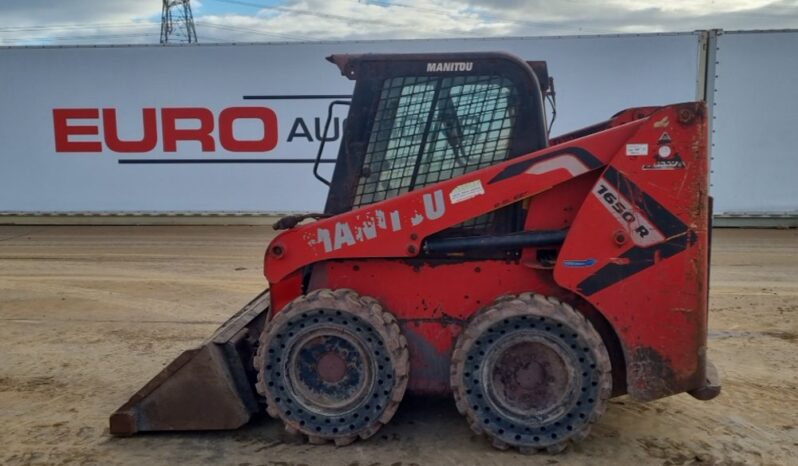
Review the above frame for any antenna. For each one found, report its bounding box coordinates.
[160,0,198,44]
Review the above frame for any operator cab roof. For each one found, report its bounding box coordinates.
[326,52,550,94]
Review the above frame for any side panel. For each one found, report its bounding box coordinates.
[554,103,709,400]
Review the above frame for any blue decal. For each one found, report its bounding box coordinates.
[563,258,597,268]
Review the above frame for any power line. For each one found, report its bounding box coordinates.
[357,0,564,35]
[198,22,310,41]
[211,0,431,30]
[0,19,306,44]
[0,33,161,44]
[0,21,160,33]
[215,0,481,37]
[360,0,455,17]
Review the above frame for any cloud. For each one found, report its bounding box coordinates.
[197,0,510,42]
[0,0,160,45]
[1,0,797,45]
[191,0,798,41]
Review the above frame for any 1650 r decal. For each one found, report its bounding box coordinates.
[594,182,665,247]
[577,167,696,296]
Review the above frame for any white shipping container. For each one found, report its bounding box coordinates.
[0,33,706,213]
[709,30,798,217]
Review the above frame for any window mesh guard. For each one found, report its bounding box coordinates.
[354,75,519,235]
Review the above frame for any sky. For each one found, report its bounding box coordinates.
[0,0,796,45]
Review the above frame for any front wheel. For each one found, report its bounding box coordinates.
[254,289,409,445]
[450,293,612,453]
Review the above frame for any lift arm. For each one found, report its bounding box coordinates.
[264,108,656,284]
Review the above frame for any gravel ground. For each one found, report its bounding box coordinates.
[0,225,796,466]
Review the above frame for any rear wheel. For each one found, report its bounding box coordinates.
[254,288,409,445]
[450,293,611,453]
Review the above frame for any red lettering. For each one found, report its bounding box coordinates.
[53,106,281,153]
[218,107,279,152]
[102,108,158,153]
[161,108,215,152]
[53,108,101,152]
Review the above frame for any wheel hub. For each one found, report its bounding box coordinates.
[318,351,347,383]
[488,336,574,416]
[289,331,373,414]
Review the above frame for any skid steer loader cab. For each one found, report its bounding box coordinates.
[324,53,551,241]
[111,51,720,454]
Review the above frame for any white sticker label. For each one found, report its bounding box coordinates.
[449,180,485,204]
[626,143,648,156]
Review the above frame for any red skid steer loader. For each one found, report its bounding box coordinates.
[110,52,720,453]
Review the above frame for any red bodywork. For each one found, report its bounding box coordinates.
[263,102,709,401]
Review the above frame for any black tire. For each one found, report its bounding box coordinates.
[450,293,612,453]
[254,288,409,446]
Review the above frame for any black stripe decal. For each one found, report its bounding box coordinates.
[577,231,696,296]
[603,166,686,237]
[488,147,603,185]
[576,167,695,296]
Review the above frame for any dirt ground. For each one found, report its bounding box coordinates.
[0,225,796,466]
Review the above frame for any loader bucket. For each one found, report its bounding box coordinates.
[109,290,271,436]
